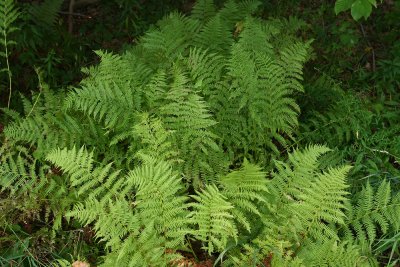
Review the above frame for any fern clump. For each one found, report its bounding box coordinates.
[63,0,310,183]
[342,180,400,246]
[1,0,398,266]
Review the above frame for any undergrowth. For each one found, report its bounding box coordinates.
[0,0,399,266]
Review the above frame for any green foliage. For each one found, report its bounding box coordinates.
[191,184,238,254]
[296,240,368,267]
[1,0,399,266]
[218,160,268,232]
[63,1,310,184]
[28,0,63,29]
[0,0,18,52]
[342,180,400,246]
[335,0,383,20]
[0,0,19,108]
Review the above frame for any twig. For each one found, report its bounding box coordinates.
[59,11,92,19]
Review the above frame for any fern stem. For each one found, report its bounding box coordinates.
[3,27,12,108]
[186,237,199,262]
[6,54,12,108]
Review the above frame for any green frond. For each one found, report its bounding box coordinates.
[219,160,268,231]
[257,145,352,248]
[0,154,40,195]
[28,0,63,29]
[292,165,351,240]
[101,222,182,267]
[185,47,225,97]
[191,0,217,23]
[140,12,199,66]
[191,184,238,254]
[296,240,370,267]
[133,113,180,163]
[0,0,19,50]
[3,90,106,159]
[269,145,332,205]
[67,81,136,129]
[219,0,259,27]
[66,160,190,266]
[46,146,122,200]
[0,146,75,230]
[68,198,139,247]
[126,160,191,247]
[158,66,225,185]
[195,13,233,53]
[343,180,400,245]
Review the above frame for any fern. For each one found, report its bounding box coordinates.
[132,113,180,163]
[125,159,191,248]
[191,0,217,23]
[222,146,356,266]
[0,0,19,108]
[218,159,268,232]
[46,146,122,202]
[342,180,400,246]
[66,159,190,266]
[269,145,350,240]
[301,93,373,146]
[69,198,179,267]
[296,240,370,267]
[191,184,238,254]
[0,0,18,57]
[3,1,391,265]
[0,146,75,231]
[29,0,63,29]
[291,165,351,241]
[63,0,310,183]
[3,88,109,160]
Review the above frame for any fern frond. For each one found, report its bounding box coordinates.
[101,222,182,267]
[191,0,216,23]
[3,90,105,159]
[292,165,351,241]
[46,146,122,200]
[195,13,233,53]
[0,0,19,51]
[219,159,268,231]
[28,0,63,28]
[191,184,238,254]
[67,160,189,266]
[158,65,225,185]
[296,240,369,267]
[133,113,180,164]
[185,47,224,98]
[140,12,199,66]
[258,145,352,247]
[343,180,400,245]
[126,160,191,247]
[269,144,332,205]
[0,146,75,230]
[66,81,135,130]
[0,154,40,195]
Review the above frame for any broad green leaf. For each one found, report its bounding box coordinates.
[335,0,354,14]
[368,0,377,7]
[351,0,372,20]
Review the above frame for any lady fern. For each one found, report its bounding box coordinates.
[1,0,397,265]
[65,159,190,266]
[191,184,238,254]
[342,180,400,246]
